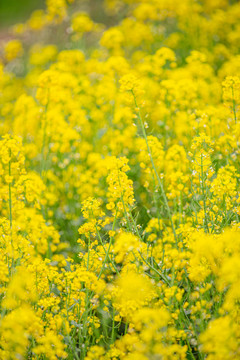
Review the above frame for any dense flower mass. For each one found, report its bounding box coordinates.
[0,0,240,358]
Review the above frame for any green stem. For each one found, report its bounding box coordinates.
[95,225,119,274]
[138,250,170,285]
[200,154,209,233]
[8,159,12,230]
[131,91,177,243]
[40,99,49,177]
[98,208,118,279]
[231,86,237,124]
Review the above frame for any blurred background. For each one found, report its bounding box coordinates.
[0,0,44,28]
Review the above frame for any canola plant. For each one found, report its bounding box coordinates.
[0,0,240,359]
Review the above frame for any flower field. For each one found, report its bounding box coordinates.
[0,0,240,359]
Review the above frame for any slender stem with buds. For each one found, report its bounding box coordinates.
[131,91,177,242]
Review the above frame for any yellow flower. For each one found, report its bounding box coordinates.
[4,40,23,62]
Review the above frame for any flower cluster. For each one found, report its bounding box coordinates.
[0,0,240,359]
